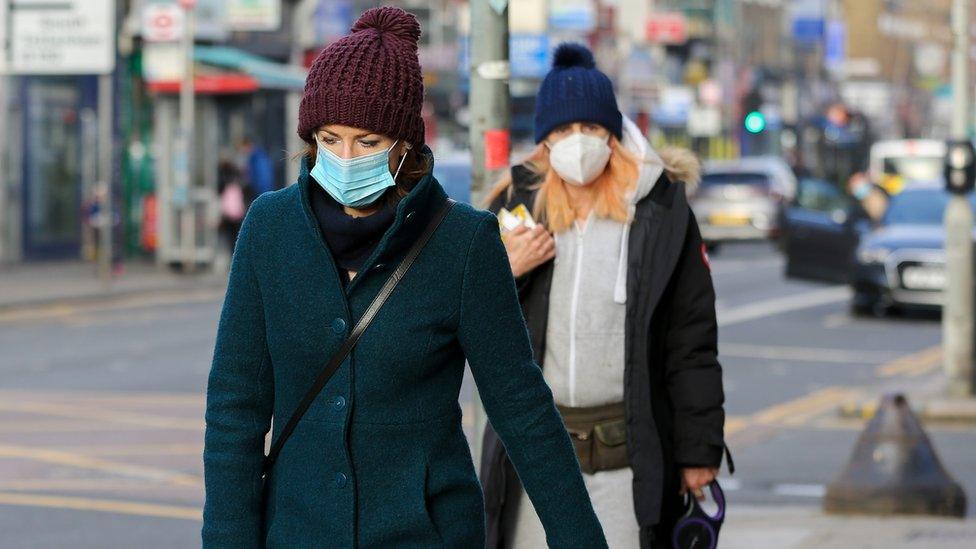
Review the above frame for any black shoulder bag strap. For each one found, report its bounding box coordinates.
[262,198,456,476]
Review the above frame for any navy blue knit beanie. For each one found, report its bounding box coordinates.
[533,43,622,144]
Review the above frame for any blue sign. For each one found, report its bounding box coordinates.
[824,20,845,70]
[459,35,551,81]
[549,2,595,31]
[792,18,825,45]
[315,0,353,44]
[510,35,550,78]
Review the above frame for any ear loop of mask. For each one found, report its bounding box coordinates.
[392,143,409,182]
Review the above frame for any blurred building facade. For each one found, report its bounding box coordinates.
[1,0,974,265]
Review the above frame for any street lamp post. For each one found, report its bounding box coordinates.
[468,0,510,465]
[178,0,196,272]
[943,0,975,397]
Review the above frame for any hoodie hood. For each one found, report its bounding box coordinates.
[612,117,700,303]
[622,116,663,206]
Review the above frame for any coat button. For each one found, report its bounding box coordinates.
[405,211,416,221]
[374,263,385,270]
[333,396,346,410]
[332,318,346,335]
[335,472,348,488]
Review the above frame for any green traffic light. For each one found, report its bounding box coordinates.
[744,111,766,134]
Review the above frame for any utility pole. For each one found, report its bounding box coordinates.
[943,0,975,397]
[468,0,510,206]
[468,0,510,465]
[178,0,196,272]
[0,75,7,264]
[97,72,114,283]
[286,0,316,188]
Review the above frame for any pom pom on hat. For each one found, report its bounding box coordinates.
[552,43,596,69]
[351,6,422,47]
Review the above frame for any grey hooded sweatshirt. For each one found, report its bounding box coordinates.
[542,117,665,408]
[513,118,675,548]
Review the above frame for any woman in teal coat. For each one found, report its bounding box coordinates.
[202,8,606,548]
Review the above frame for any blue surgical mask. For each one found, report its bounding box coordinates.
[311,140,407,208]
[853,182,871,200]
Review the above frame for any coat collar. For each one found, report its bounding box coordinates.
[297,147,448,268]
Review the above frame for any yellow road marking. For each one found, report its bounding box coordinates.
[0,420,117,433]
[0,389,202,405]
[44,443,202,457]
[753,387,858,426]
[728,346,944,445]
[724,416,748,436]
[0,289,223,323]
[876,345,943,377]
[0,401,203,431]
[719,343,895,364]
[0,492,202,521]
[0,479,195,492]
[0,445,202,487]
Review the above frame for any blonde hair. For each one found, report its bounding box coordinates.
[486,136,640,234]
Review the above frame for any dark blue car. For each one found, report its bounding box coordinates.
[783,180,975,315]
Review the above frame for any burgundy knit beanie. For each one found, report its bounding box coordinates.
[298,7,425,146]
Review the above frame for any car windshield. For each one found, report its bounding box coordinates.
[883,188,976,226]
[881,156,943,182]
[701,172,771,188]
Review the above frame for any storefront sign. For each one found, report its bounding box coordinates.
[8,0,116,75]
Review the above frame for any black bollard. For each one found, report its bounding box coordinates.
[824,393,967,517]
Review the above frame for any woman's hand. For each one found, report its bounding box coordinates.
[503,224,555,278]
[681,467,718,501]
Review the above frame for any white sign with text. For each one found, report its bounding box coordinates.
[9,0,116,75]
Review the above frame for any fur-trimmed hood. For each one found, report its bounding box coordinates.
[620,116,701,200]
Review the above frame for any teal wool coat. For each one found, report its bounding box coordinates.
[202,157,607,548]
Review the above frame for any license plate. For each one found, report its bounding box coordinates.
[901,266,946,290]
[709,212,750,226]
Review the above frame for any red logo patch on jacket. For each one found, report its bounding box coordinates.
[700,243,711,271]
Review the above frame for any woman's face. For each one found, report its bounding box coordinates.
[544,121,610,147]
[314,124,408,171]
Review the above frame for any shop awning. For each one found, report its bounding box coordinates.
[147,72,260,94]
[193,46,307,92]
[146,46,307,95]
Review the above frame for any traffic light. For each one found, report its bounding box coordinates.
[742,89,764,134]
[744,111,766,134]
[944,139,975,194]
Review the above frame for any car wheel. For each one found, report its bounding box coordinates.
[850,294,886,318]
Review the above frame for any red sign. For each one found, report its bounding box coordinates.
[484,129,510,171]
[148,74,260,95]
[142,5,184,42]
[646,13,687,45]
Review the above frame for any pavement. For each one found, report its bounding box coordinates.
[0,260,226,312]
[724,505,976,548]
[1,242,975,548]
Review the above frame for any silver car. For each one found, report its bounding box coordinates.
[691,156,797,244]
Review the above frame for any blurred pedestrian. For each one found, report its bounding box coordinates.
[238,136,275,196]
[481,43,731,549]
[848,171,889,224]
[202,8,606,548]
[217,156,246,254]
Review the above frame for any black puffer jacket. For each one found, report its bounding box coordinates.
[480,164,729,548]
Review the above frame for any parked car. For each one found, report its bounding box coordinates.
[691,156,797,246]
[868,139,945,195]
[783,179,975,315]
